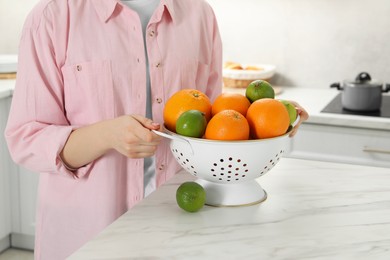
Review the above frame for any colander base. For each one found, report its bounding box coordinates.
[195,179,267,207]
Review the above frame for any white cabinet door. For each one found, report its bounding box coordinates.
[0,97,14,251]
[289,123,390,168]
[0,96,39,250]
[10,166,39,250]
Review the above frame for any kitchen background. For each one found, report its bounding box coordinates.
[1,0,390,87]
[1,1,390,259]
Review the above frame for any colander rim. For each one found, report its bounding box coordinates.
[162,126,292,144]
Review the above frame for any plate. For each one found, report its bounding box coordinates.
[223,64,276,80]
[0,55,18,73]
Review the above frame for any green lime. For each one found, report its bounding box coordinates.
[176,110,207,138]
[280,100,297,125]
[176,182,206,212]
[245,80,275,103]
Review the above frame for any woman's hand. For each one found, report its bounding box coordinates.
[60,115,162,170]
[106,114,162,158]
[287,101,309,137]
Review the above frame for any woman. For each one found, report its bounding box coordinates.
[5,0,307,259]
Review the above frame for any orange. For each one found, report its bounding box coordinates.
[211,93,251,116]
[246,98,290,139]
[163,89,212,132]
[205,110,250,141]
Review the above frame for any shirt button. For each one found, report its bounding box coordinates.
[76,65,82,71]
[156,97,162,104]
[149,30,155,37]
[158,164,164,171]
[155,62,161,68]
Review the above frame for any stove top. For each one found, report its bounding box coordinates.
[321,93,390,118]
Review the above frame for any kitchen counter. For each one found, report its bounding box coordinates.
[69,158,390,260]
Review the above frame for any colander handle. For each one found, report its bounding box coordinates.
[152,130,178,141]
[152,130,194,154]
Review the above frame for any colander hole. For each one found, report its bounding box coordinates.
[220,167,224,170]
[228,171,232,173]
[220,173,224,176]
[213,174,216,177]
[235,168,239,171]
[213,163,217,166]
[264,166,268,169]
[237,159,241,162]
[270,159,273,163]
[211,169,215,172]
[243,163,247,167]
[180,153,183,156]
[242,175,246,177]
[220,159,224,162]
[228,165,232,168]
[219,178,222,180]
[245,169,248,172]
[229,157,233,161]
[186,159,189,162]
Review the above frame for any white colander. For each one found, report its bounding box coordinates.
[153,119,296,207]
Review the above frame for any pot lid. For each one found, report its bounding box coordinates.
[344,72,382,87]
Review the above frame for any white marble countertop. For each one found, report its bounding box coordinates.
[69,158,390,260]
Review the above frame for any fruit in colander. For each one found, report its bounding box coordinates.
[163,89,211,132]
[176,110,207,138]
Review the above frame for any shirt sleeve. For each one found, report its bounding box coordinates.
[4,8,92,179]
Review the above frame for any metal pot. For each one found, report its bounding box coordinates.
[331,72,390,111]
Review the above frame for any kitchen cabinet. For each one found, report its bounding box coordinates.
[289,123,390,168]
[10,166,38,250]
[272,87,390,168]
[0,97,13,252]
[0,91,38,251]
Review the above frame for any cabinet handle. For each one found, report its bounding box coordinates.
[363,146,390,154]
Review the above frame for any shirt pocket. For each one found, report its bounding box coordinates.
[61,60,115,125]
[180,59,210,91]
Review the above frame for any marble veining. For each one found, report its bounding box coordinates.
[69,158,390,260]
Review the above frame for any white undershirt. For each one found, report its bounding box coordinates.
[121,0,161,197]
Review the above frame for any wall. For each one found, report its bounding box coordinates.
[0,0,38,54]
[208,0,390,88]
[1,0,390,88]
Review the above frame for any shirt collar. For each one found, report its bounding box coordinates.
[91,0,176,23]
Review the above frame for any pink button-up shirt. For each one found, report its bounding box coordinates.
[5,0,222,259]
